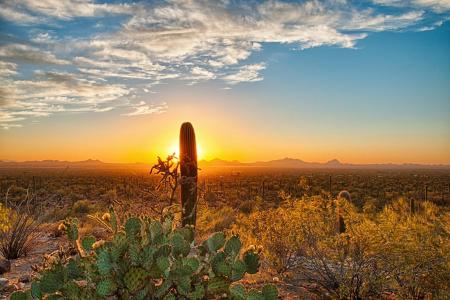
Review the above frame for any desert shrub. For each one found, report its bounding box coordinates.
[204,191,218,203]
[0,206,40,259]
[235,196,450,299]
[103,189,118,205]
[197,205,236,237]
[234,207,302,274]
[374,199,450,299]
[11,208,278,300]
[238,201,253,214]
[72,199,91,214]
[0,202,11,233]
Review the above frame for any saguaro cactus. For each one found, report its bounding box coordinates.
[410,198,415,215]
[179,122,198,227]
[337,191,350,234]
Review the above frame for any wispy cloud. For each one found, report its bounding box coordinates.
[1,0,133,22]
[373,0,450,13]
[0,3,42,24]
[0,0,448,128]
[0,43,69,65]
[0,70,130,128]
[223,63,266,84]
[122,101,168,117]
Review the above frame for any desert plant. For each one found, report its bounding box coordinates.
[196,205,236,237]
[0,202,11,233]
[1,191,41,259]
[151,154,180,206]
[375,199,450,299]
[236,196,450,299]
[11,207,278,300]
[180,122,198,227]
[0,210,40,259]
[72,199,91,214]
[235,197,386,298]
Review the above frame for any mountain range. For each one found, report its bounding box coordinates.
[198,158,450,170]
[0,158,449,170]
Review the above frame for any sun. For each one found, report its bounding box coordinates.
[168,142,204,160]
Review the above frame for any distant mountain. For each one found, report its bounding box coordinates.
[199,158,450,170]
[326,159,342,166]
[0,159,151,170]
[1,158,449,170]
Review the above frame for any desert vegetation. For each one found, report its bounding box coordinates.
[0,124,449,299]
[1,165,449,299]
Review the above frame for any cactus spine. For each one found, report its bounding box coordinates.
[180,122,198,227]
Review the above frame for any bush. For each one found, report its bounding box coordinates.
[0,205,40,259]
[72,199,91,214]
[234,196,450,299]
[197,205,236,236]
[11,208,278,300]
[0,203,11,233]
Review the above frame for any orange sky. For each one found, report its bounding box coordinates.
[1,97,449,164]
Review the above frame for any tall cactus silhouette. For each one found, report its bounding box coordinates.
[179,122,198,227]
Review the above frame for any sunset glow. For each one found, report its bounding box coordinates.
[167,141,205,161]
[0,0,449,165]
[1,2,449,298]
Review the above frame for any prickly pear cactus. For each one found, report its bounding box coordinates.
[11,208,277,300]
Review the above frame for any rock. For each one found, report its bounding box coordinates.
[18,274,31,283]
[0,278,9,289]
[0,259,11,274]
[92,227,108,239]
[3,283,18,293]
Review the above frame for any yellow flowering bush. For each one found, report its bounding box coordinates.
[234,196,450,299]
[0,203,11,233]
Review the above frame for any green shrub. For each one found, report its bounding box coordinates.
[11,207,277,300]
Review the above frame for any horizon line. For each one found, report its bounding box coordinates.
[1,157,450,166]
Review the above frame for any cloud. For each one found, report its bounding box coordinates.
[189,67,216,82]
[31,32,55,44]
[0,70,130,128]
[223,63,266,84]
[0,3,42,24]
[70,0,427,84]
[1,0,133,22]
[343,10,425,32]
[122,101,168,117]
[0,61,17,78]
[373,0,450,12]
[0,44,69,65]
[0,0,448,128]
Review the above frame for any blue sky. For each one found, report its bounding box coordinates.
[0,0,449,163]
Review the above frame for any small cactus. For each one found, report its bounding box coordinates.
[180,122,198,227]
